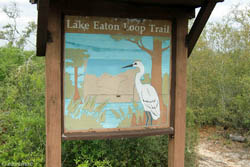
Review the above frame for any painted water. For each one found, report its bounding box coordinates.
[65,99,144,128]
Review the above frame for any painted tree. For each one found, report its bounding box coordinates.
[65,48,89,101]
[64,72,74,99]
[112,35,171,124]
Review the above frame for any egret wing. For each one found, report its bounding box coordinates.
[140,84,160,120]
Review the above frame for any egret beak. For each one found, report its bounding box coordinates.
[122,64,133,68]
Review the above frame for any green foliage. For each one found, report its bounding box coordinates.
[188,4,250,130]
[185,109,199,167]
[0,47,26,82]
[0,47,45,166]
[62,136,169,167]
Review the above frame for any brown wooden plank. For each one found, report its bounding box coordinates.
[187,0,224,57]
[63,127,174,140]
[64,125,171,133]
[113,0,204,7]
[61,15,66,137]
[45,0,62,166]
[62,0,195,20]
[33,0,207,7]
[168,17,188,167]
[36,0,49,56]
[170,19,176,128]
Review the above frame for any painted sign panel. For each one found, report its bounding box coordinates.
[64,16,172,135]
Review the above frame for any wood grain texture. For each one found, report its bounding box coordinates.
[45,0,62,166]
[170,19,176,128]
[36,0,49,56]
[168,17,188,167]
[63,127,174,140]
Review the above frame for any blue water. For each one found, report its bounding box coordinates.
[65,99,144,128]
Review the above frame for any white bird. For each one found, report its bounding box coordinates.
[123,60,160,126]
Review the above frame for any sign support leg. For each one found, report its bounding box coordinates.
[168,17,188,167]
[45,1,62,166]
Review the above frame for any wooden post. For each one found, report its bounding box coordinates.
[45,1,62,167]
[168,17,188,167]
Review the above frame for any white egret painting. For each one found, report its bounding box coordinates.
[64,16,171,132]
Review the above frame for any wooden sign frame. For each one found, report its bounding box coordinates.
[61,15,175,140]
[46,2,188,166]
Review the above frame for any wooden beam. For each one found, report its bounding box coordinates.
[62,0,195,20]
[168,17,188,167]
[100,0,205,7]
[63,127,174,140]
[186,0,224,57]
[170,20,177,129]
[45,0,62,166]
[32,0,211,7]
[36,0,49,56]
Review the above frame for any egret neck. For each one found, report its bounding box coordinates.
[135,64,144,93]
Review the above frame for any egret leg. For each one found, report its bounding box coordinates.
[145,111,149,126]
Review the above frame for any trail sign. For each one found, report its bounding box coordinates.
[63,16,172,139]
[31,0,224,166]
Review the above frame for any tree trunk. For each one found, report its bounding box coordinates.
[73,66,80,101]
[151,38,167,124]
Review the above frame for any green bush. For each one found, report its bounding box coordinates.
[62,135,169,167]
[185,108,198,167]
[187,5,250,131]
[0,47,45,166]
[0,47,198,166]
[188,44,250,130]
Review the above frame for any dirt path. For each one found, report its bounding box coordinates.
[197,128,250,167]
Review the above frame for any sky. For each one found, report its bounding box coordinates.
[206,0,249,21]
[0,0,249,48]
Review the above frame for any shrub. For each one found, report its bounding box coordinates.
[0,47,198,166]
[0,47,45,166]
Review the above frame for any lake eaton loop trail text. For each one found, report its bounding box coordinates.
[66,20,170,34]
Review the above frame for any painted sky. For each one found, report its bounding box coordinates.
[65,33,171,87]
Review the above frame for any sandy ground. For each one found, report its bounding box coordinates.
[197,128,250,167]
